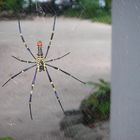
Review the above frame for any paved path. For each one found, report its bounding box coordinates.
[0,17,111,140]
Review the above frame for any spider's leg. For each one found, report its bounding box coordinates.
[46,64,86,84]
[2,64,36,87]
[45,67,65,114]
[45,15,56,59]
[12,56,36,64]
[45,52,70,63]
[18,19,36,60]
[29,68,38,120]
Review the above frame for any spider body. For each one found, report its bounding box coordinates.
[36,41,46,72]
[2,16,86,120]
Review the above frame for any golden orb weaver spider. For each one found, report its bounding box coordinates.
[2,15,86,120]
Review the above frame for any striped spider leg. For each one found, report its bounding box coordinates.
[2,64,36,87]
[45,67,65,114]
[45,52,70,63]
[44,15,56,58]
[46,63,86,85]
[12,56,36,64]
[29,68,38,120]
[18,19,36,60]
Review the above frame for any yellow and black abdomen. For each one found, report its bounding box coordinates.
[36,56,46,72]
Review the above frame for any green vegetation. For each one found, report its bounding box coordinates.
[0,137,13,140]
[80,79,111,124]
[0,0,111,24]
[0,0,25,12]
[64,0,111,24]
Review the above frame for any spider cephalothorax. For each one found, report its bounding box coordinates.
[2,15,86,120]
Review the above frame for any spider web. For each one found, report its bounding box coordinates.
[20,2,86,139]
[0,0,111,139]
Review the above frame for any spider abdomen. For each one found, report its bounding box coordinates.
[36,56,46,72]
[39,65,45,72]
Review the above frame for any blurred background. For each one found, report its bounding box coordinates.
[0,0,111,23]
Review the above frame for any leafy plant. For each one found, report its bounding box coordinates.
[80,79,111,124]
[0,0,25,12]
[64,0,111,24]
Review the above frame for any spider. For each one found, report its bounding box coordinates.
[2,15,86,120]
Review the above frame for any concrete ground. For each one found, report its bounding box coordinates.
[0,17,111,140]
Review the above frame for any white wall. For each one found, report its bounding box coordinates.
[111,0,140,140]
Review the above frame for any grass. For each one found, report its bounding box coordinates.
[93,11,111,24]
[0,137,13,140]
